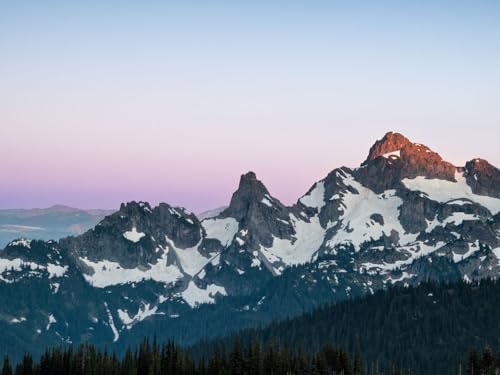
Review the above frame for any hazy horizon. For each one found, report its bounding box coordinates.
[1,129,499,212]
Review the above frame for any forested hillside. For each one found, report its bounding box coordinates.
[2,280,500,374]
[0,338,406,375]
[189,279,500,375]
[3,337,500,375]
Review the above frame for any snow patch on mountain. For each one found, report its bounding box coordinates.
[10,317,26,324]
[8,239,32,248]
[51,283,60,293]
[117,310,134,328]
[0,259,67,280]
[123,228,145,243]
[259,215,325,269]
[1,259,41,274]
[80,252,183,288]
[261,196,273,207]
[117,303,159,330]
[46,314,56,331]
[426,212,479,233]
[388,271,414,284]
[166,235,209,276]
[492,247,500,263]
[181,281,227,308]
[104,302,119,342]
[251,257,261,268]
[299,181,326,209]
[47,264,68,279]
[202,217,239,247]
[327,175,416,251]
[402,172,500,214]
[382,150,401,159]
[361,241,447,273]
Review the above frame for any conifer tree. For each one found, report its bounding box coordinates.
[354,340,365,375]
[482,346,495,375]
[468,349,481,375]
[1,356,13,375]
[229,338,243,375]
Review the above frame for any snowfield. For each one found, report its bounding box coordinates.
[123,228,146,243]
[80,252,184,288]
[402,172,500,214]
[202,217,239,246]
[181,281,227,308]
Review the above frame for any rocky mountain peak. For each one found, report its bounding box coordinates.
[365,132,412,162]
[466,158,497,172]
[118,201,153,215]
[356,132,457,192]
[364,131,447,165]
[237,171,268,194]
[223,172,273,220]
[219,172,295,253]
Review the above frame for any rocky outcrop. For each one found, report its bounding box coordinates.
[221,172,295,249]
[465,158,500,198]
[357,132,457,192]
[364,131,413,161]
[62,201,203,268]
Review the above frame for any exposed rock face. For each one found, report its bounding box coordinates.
[223,172,269,220]
[357,132,457,192]
[310,167,355,228]
[221,172,295,249]
[63,201,203,269]
[1,239,65,266]
[211,172,306,290]
[397,189,493,235]
[364,131,413,161]
[1,131,500,358]
[465,158,500,198]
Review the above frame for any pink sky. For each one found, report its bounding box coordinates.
[1,1,499,211]
[2,121,499,211]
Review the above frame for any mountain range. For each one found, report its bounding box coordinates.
[1,131,500,360]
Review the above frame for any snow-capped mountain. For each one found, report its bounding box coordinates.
[1,131,500,359]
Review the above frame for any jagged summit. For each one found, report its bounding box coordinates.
[118,200,153,214]
[363,131,450,166]
[465,158,500,176]
[362,133,500,194]
[235,171,269,196]
[241,170,258,181]
[356,132,458,192]
[364,132,413,162]
[223,171,284,221]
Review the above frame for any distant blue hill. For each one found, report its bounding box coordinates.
[0,205,115,248]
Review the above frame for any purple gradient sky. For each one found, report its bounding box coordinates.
[1,1,499,212]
